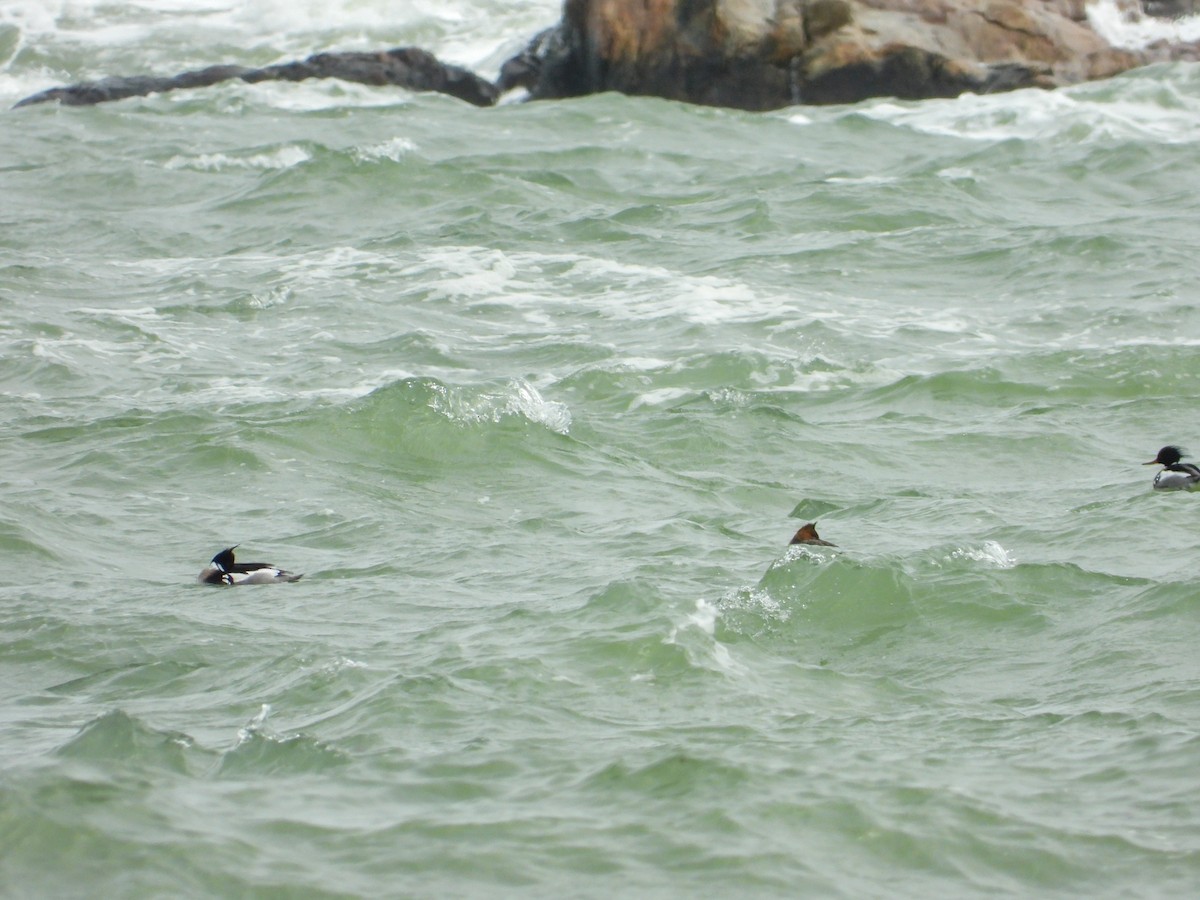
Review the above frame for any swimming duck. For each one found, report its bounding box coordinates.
[198,546,303,584]
[789,522,836,547]
[1143,445,1200,492]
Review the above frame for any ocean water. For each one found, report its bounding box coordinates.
[2,1,1200,896]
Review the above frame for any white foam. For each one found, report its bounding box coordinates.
[2,0,566,73]
[502,377,573,434]
[226,0,463,37]
[0,73,53,107]
[236,702,272,744]
[3,1,230,51]
[354,136,419,162]
[393,247,515,309]
[665,599,747,676]
[824,174,899,186]
[213,78,418,111]
[427,377,572,435]
[858,81,1200,145]
[859,91,1079,142]
[31,336,123,361]
[720,586,792,621]
[164,145,312,171]
[0,2,62,38]
[708,641,745,675]
[296,369,420,403]
[1088,0,1200,49]
[687,598,719,635]
[320,657,369,673]
[629,387,694,410]
[614,357,674,372]
[406,244,778,324]
[568,257,764,324]
[947,541,1017,569]
[167,367,421,409]
[75,306,161,321]
[779,543,838,567]
[399,243,807,327]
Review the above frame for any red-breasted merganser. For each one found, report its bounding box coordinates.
[789,522,836,547]
[1143,445,1200,492]
[198,546,303,584]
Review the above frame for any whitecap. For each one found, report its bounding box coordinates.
[824,174,899,186]
[719,585,793,621]
[614,356,673,372]
[236,702,273,745]
[665,599,747,676]
[31,336,122,361]
[164,145,312,172]
[706,387,752,407]
[428,377,572,435]
[686,597,719,636]
[502,377,572,434]
[320,656,369,674]
[858,79,1200,145]
[407,244,789,326]
[354,136,419,163]
[416,247,521,301]
[569,259,762,325]
[75,306,161,322]
[858,90,1080,143]
[217,78,416,111]
[629,387,694,410]
[946,541,1016,569]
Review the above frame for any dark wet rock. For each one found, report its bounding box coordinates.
[14,65,252,107]
[496,27,560,94]
[15,47,496,109]
[247,48,497,107]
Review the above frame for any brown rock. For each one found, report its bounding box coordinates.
[805,0,855,41]
[520,0,1200,108]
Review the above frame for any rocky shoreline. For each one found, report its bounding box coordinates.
[14,0,1200,111]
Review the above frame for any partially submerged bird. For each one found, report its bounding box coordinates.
[197,546,303,585]
[1143,445,1200,492]
[789,522,836,547]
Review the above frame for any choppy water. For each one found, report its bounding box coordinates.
[3,2,1200,897]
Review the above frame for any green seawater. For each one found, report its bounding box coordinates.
[2,20,1200,897]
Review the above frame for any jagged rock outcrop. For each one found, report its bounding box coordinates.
[13,0,1200,111]
[504,0,1183,109]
